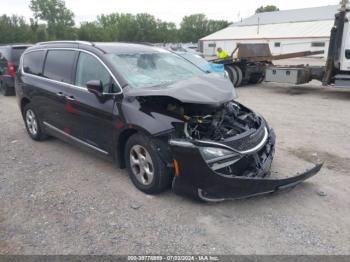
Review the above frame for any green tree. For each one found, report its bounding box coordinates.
[115,14,139,41]
[29,18,48,42]
[97,13,163,42]
[29,0,76,39]
[97,13,139,41]
[135,13,158,42]
[179,14,229,42]
[255,5,280,13]
[78,22,107,41]
[0,2,231,44]
[207,20,230,34]
[179,14,207,42]
[156,21,178,43]
[0,15,33,43]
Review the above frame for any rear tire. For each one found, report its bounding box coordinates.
[227,65,238,86]
[233,65,243,87]
[125,133,172,194]
[23,103,47,141]
[224,66,233,83]
[0,80,14,96]
[249,74,264,84]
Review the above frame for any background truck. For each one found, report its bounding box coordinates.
[211,43,323,87]
[265,0,350,88]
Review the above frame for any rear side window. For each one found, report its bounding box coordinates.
[0,47,9,59]
[23,51,46,76]
[11,47,28,62]
[43,50,77,84]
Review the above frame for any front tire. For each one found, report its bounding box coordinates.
[125,134,172,194]
[23,104,47,141]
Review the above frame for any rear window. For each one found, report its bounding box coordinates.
[43,50,77,84]
[11,47,29,62]
[0,47,10,60]
[23,50,46,76]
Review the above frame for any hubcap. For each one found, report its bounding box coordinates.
[129,145,154,186]
[26,109,38,136]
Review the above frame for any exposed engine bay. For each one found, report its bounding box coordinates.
[183,101,261,141]
[137,96,261,142]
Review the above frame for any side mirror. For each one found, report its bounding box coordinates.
[86,80,103,95]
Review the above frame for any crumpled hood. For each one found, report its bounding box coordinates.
[123,74,237,105]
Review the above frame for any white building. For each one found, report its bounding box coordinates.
[199,5,339,58]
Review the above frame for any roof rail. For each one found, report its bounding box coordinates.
[36,41,93,46]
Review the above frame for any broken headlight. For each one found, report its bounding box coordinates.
[199,147,236,161]
[199,146,242,172]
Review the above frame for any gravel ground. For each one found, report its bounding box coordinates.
[0,82,350,255]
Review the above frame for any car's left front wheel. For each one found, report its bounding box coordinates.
[124,133,172,194]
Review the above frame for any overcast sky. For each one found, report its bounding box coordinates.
[2,0,340,25]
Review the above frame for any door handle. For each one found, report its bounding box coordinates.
[57,92,65,97]
[65,95,76,101]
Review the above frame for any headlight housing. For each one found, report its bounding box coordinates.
[199,147,236,161]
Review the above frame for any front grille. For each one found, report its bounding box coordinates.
[215,132,275,178]
[222,124,266,152]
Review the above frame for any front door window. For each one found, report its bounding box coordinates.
[75,52,111,93]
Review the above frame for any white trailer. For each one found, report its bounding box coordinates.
[266,0,350,88]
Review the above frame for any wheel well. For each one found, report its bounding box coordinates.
[117,129,138,168]
[20,98,31,116]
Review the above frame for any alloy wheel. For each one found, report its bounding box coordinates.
[26,109,38,136]
[129,145,154,186]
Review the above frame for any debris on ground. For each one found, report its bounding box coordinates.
[317,191,327,197]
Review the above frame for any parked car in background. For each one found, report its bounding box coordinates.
[175,51,228,79]
[0,44,31,96]
[16,41,322,202]
[168,43,203,57]
[181,44,200,54]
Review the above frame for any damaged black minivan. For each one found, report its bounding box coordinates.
[16,41,322,201]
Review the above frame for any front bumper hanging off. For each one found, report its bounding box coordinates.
[169,130,323,201]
